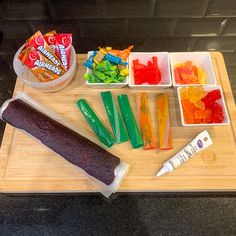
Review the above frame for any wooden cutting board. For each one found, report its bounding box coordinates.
[0,52,236,193]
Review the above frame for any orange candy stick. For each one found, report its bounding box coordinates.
[137,93,156,150]
[156,94,173,150]
[106,47,121,56]
[120,45,134,60]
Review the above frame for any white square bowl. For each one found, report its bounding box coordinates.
[177,85,230,126]
[128,52,172,89]
[170,52,216,87]
[85,51,128,89]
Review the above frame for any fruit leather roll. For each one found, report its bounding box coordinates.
[0,92,129,197]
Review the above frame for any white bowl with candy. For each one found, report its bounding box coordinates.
[13,31,76,92]
[84,46,133,88]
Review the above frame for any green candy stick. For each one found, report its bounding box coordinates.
[101,91,129,144]
[77,99,115,148]
[117,94,144,149]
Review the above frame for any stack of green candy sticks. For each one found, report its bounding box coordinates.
[77,91,144,149]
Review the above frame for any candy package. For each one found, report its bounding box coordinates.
[18,30,73,82]
[0,92,129,197]
[19,47,65,82]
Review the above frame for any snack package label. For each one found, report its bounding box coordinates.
[24,31,65,71]
[55,33,72,70]
[43,30,56,51]
[20,48,64,82]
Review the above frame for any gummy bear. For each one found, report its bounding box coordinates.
[188,87,207,107]
[202,89,221,108]
[209,102,224,123]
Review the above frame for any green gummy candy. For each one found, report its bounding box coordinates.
[93,71,106,81]
[84,72,101,83]
[117,94,144,149]
[77,99,115,148]
[95,60,115,72]
[101,91,129,144]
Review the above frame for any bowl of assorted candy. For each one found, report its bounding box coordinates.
[13,30,76,92]
[177,86,230,126]
[128,52,172,88]
[170,52,216,87]
[83,46,133,88]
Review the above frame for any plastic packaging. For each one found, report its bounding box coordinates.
[0,92,129,197]
[156,93,173,150]
[54,33,72,70]
[21,31,65,71]
[101,91,129,144]
[94,48,107,64]
[137,93,156,150]
[77,99,115,148]
[156,130,213,176]
[117,94,143,149]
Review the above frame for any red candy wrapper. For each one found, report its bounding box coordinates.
[43,30,57,51]
[55,33,72,70]
[23,31,65,72]
[20,47,65,82]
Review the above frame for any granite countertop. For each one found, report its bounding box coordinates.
[0,0,236,235]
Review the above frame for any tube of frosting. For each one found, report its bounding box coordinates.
[0,92,129,197]
[156,130,213,176]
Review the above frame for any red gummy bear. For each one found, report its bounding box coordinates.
[202,89,221,108]
[209,102,224,123]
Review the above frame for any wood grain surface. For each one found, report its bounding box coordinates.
[0,52,235,193]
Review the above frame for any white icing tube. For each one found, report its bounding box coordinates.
[156,130,213,177]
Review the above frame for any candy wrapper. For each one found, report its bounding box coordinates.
[43,30,57,51]
[21,31,65,71]
[156,94,173,150]
[20,47,65,82]
[101,91,129,144]
[55,33,72,70]
[137,93,156,150]
[77,99,116,148]
[0,92,129,197]
[118,94,143,149]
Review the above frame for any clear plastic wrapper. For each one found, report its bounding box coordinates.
[0,92,129,197]
[101,91,129,144]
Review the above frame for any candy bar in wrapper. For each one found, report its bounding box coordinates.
[22,31,65,72]
[55,33,72,70]
[20,47,65,82]
[43,30,57,52]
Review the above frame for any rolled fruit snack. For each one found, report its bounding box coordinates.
[0,92,129,197]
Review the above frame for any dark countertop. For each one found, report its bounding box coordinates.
[0,0,236,235]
